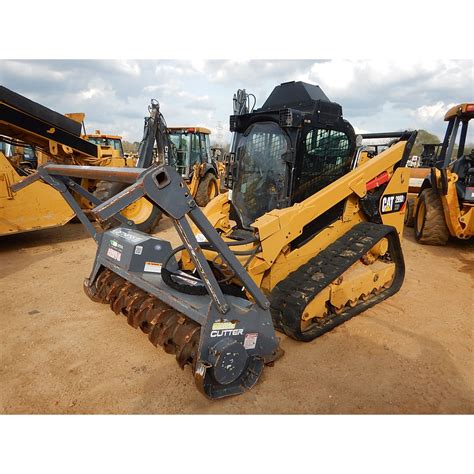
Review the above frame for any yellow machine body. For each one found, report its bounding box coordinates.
[424,168,473,239]
[167,126,223,206]
[182,139,410,330]
[411,103,474,244]
[0,151,74,236]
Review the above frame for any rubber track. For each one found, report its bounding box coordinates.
[269,221,405,341]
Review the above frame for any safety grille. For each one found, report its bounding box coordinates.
[279,108,293,127]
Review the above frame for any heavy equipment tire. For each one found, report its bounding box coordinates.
[194,173,219,207]
[93,181,162,233]
[404,196,415,227]
[414,188,449,245]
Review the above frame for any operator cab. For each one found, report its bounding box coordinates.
[437,103,474,203]
[230,81,356,229]
[0,140,38,174]
[420,143,443,167]
[168,127,212,179]
[85,131,125,158]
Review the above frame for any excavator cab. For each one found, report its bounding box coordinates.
[230,81,356,229]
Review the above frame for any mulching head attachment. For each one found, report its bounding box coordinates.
[12,163,280,399]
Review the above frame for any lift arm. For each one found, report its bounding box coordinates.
[11,162,269,314]
[136,100,176,169]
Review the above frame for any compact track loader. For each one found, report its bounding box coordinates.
[13,81,416,399]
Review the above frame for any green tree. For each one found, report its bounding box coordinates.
[122,140,138,154]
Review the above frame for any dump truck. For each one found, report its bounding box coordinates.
[409,103,474,244]
[13,81,416,399]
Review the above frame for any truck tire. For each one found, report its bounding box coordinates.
[414,188,449,245]
[93,181,162,233]
[404,196,415,227]
[194,173,219,207]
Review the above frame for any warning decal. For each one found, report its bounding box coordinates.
[144,261,162,273]
[244,333,258,350]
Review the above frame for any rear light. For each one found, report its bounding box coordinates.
[465,104,474,112]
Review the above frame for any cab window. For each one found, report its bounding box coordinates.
[295,128,352,202]
[190,133,202,165]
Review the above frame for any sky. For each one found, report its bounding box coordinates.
[1,59,473,144]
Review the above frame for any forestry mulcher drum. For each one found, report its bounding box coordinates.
[12,81,417,399]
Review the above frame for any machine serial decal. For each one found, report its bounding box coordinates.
[380,193,407,214]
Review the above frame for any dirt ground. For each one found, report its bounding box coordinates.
[1,219,473,414]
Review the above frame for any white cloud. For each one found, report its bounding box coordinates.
[114,60,141,76]
[2,60,67,81]
[1,59,471,142]
[411,101,456,123]
[80,88,104,100]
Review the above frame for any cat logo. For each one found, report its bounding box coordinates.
[381,195,395,213]
[380,193,407,214]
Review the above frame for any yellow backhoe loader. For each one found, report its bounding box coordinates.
[408,103,474,244]
[168,127,223,206]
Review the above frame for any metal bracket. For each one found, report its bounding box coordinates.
[12,162,271,315]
